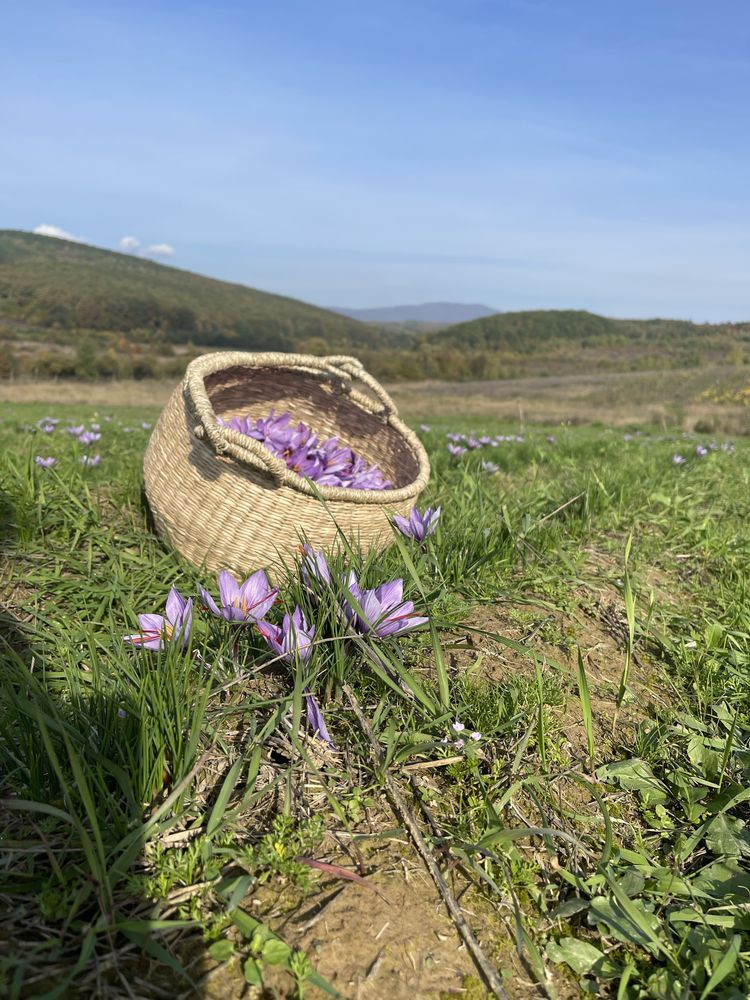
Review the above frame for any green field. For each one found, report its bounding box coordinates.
[2,404,750,998]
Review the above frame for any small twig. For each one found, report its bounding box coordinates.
[537,492,584,524]
[344,685,510,1000]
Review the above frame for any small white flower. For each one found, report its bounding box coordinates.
[454,738,465,750]
[451,721,465,733]
[470,731,482,741]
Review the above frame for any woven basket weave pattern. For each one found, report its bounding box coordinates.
[144,352,430,575]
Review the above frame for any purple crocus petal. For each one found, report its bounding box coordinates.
[257,619,284,657]
[165,591,193,648]
[391,513,412,537]
[124,612,167,650]
[377,601,426,637]
[301,545,331,587]
[239,569,277,620]
[375,578,404,607]
[218,570,241,611]
[34,456,57,468]
[284,607,315,663]
[199,585,222,617]
[165,587,187,624]
[408,507,424,539]
[305,692,335,747]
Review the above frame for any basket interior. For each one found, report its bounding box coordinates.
[203,365,421,488]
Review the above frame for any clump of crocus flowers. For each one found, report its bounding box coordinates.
[218,410,392,490]
[123,552,429,749]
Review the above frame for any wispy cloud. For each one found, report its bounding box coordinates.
[144,242,175,258]
[33,224,86,243]
[119,235,140,252]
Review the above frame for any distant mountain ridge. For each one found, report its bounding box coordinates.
[331,302,497,324]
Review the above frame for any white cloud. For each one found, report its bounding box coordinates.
[119,235,140,252]
[145,242,175,258]
[33,224,85,243]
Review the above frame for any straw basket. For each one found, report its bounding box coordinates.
[143,351,430,575]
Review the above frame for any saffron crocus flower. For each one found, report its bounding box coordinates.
[452,721,465,733]
[481,461,500,474]
[447,443,467,457]
[123,587,193,650]
[305,692,335,747]
[37,420,56,434]
[392,505,441,542]
[343,573,428,638]
[672,454,686,465]
[696,445,708,458]
[301,544,332,588]
[257,606,315,664]
[78,431,101,446]
[200,569,278,623]
[65,425,85,435]
[34,456,57,468]
[80,454,101,467]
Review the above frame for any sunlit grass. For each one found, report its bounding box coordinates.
[1,404,750,997]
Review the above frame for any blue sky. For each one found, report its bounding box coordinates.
[2,0,749,320]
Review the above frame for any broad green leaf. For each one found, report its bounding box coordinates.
[693,859,750,901]
[208,939,235,962]
[546,937,604,975]
[597,759,668,806]
[262,938,291,965]
[243,957,262,986]
[705,814,750,858]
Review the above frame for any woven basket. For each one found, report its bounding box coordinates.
[143,351,430,575]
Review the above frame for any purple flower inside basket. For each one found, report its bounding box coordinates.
[218,410,393,490]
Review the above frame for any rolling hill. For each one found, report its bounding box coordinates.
[0,229,386,351]
[2,230,749,383]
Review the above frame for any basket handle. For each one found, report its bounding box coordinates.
[318,355,398,419]
[184,351,399,481]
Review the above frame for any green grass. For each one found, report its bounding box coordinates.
[2,405,750,998]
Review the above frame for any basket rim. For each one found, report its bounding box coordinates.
[182,350,431,506]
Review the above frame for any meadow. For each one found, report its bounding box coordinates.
[2,402,750,999]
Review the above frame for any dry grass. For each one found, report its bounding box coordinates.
[2,364,750,433]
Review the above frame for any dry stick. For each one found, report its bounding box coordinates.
[344,685,510,1000]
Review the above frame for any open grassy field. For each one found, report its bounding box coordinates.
[2,401,750,999]
[3,363,750,432]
